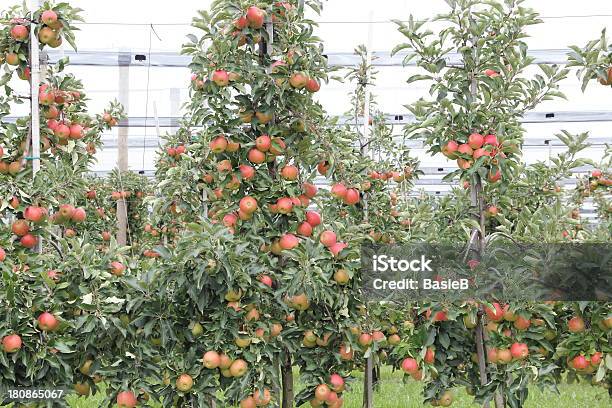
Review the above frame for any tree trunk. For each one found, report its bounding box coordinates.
[281,354,294,408]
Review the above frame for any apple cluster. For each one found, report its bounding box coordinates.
[441,132,507,183]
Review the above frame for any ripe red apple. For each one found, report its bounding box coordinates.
[269,137,286,155]
[10,25,29,41]
[55,123,70,139]
[571,355,589,371]
[24,206,47,223]
[248,148,266,164]
[484,134,498,146]
[468,133,484,149]
[485,303,504,322]
[239,164,255,180]
[358,332,372,348]
[210,135,228,153]
[442,140,459,158]
[102,231,111,241]
[317,161,329,175]
[314,384,330,401]
[37,312,59,331]
[110,261,126,276]
[457,144,473,156]
[239,196,258,214]
[71,207,86,223]
[319,230,337,247]
[258,274,273,287]
[212,70,229,86]
[513,316,530,330]
[568,316,585,333]
[305,78,320,92]
[45,105,60,119]
[303,182,318,198]
[486,205,498,216]
[246,6,265,29]
[488,169,501,183]
[12,219,30,236]
[329,242,347,257]
[401,357,418,373]
[497,349,512,364]
[0,247,5,262]
[327,374,344,392]
[487,348,499,363]
[297,222,313,237]
[510,342,529,360]
[41,10,58,25]
[281,165,299,180]
[289,73,308,89]
[276,197,293,214]
[331,183,347,199]
[305,211,321,227]
[591,169,602,178]
[484,69,500,78]
[253,388,271,406]
[20,234,38,248]
[203,350,221,369]
[229,358,248,377]
[343,189,360,205]
[590,352,603,366]
[255,135,272,152]
[424,347,435,364]
[279,233,299,250]
[223,213,238,227]
[1,334,22,353]
[116,391,138,408]
[473,148,490,160]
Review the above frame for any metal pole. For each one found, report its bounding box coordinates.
[116,51,130,245]
[30,0,41,177]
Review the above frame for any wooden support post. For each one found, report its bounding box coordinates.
[362,356,373,408]
[116,51,130,245]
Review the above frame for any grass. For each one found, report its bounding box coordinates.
[5,367,610,407]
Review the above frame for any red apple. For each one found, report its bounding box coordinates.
[343,189,360,205]
[305,211,321,227]
[10,25,29,41]
[212,70,229,86]
[297,222,313,237]
[281,165,299,180]
[255,135,272,152]
[41,10,58,25]
[305,78,320,92]
[246,6,265,29]
[248,148,266,164]
[239,196,258,214]
[568,316,585,333]
[401,357,418,373]
[37,312,59,331]
[279,233,299,250]
[485,303,504,322]
[1,334,22,353]
[468,133,484,149]
[319,230,337,247]
[303,182,318,198]
[331,183,347,199]
[116,391,138,408]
